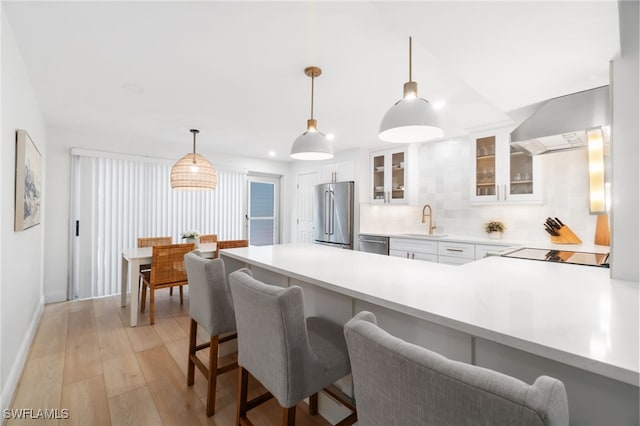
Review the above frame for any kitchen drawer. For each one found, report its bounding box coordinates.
[390,238,438,254]
[475,243,509,260]
[391,249,437,262]
[437,241,475,259]
[438,255,474,265]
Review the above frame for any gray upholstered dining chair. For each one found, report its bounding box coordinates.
[344,311,569,426]
[184,252,238,416]
[228,269,357,426]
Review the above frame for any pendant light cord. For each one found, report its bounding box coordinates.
[190,129,199,164]
[310,75,315,120]
[409,36,413,82]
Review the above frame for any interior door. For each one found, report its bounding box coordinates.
[296,172,318,243]
[247,175,280,246]
[70,155,94,300]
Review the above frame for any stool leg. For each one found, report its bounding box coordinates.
[237,367,250,426]
[309,393,318,415]
[283,407,296,426]
[179,286,184,304]
[187,319,197,386]
[206,335,220,416]
[169,287,173,296]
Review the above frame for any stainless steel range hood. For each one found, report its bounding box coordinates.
[510,86,610,155]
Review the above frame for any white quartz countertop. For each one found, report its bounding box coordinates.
[221,243,638,386]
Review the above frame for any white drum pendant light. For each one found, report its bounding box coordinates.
[290,66,333,160]
[379,37,443,143]
[170,129,217,190]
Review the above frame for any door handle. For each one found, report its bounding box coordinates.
[329,191,335,235]
[324,190,330,235]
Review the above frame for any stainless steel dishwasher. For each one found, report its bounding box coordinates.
[358,234,389,255]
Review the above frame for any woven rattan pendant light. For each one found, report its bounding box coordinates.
[170,129,217,190]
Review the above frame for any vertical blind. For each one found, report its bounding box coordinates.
[73,153,246,298]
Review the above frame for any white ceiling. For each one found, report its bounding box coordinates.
[3,1,620,162]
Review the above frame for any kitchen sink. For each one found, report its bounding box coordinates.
[398,233,448,238]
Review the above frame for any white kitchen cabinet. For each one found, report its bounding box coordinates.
[389,238,437,262]
[475,243,510,260]
[391,237,511,266]
[437,255,472,266]
[370,146,418,204]
[319,161,354,184]
[470,129,542,204]
[437,241,475,264]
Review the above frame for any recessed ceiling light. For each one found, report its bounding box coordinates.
[447,139,458,144]
[268,151,276,157]
[326,133,335,141]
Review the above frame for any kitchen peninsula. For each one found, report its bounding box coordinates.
[221,244,639,426]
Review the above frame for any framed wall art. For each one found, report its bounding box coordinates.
[15,129,42,231]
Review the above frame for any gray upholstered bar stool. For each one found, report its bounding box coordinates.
[229,269,357,426]
[344,311,569,426]
[184,252,238,417]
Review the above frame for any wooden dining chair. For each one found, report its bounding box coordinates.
[140,243,195,325]
[214,239,249,259]
[198,234,218,244]
[138,236,174,294]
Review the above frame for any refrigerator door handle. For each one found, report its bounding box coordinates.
[329,190,335,235]
[324,190,330,235]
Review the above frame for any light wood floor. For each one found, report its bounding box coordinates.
[8,289,331,426]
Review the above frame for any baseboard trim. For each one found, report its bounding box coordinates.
[44,290,67,304]
[1,295,45,421]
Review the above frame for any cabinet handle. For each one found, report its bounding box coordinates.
[411,253,415,259]
[360,239,387,244]
[496,185,499,200]
[406,252,410,259]
[504,184,507,200]
[446,248,464,252]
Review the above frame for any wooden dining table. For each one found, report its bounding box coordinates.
[120,243,217,326]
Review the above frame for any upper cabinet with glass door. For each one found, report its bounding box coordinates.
[470,129,542,204]
[371,148,412,204]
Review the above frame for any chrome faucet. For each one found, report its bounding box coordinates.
[421,204,437,235]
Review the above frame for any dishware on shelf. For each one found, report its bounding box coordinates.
[375,166,384,172]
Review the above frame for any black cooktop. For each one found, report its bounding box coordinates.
[502,248,610,267]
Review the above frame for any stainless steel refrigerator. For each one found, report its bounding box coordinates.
[314,181,354,249]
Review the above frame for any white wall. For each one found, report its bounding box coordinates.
[44,125,291,303]
[1,9,48,413]
[610,0,639,282]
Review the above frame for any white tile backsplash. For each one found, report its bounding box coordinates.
[360,138,600,244]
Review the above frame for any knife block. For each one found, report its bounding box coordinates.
[551,225,582,244]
